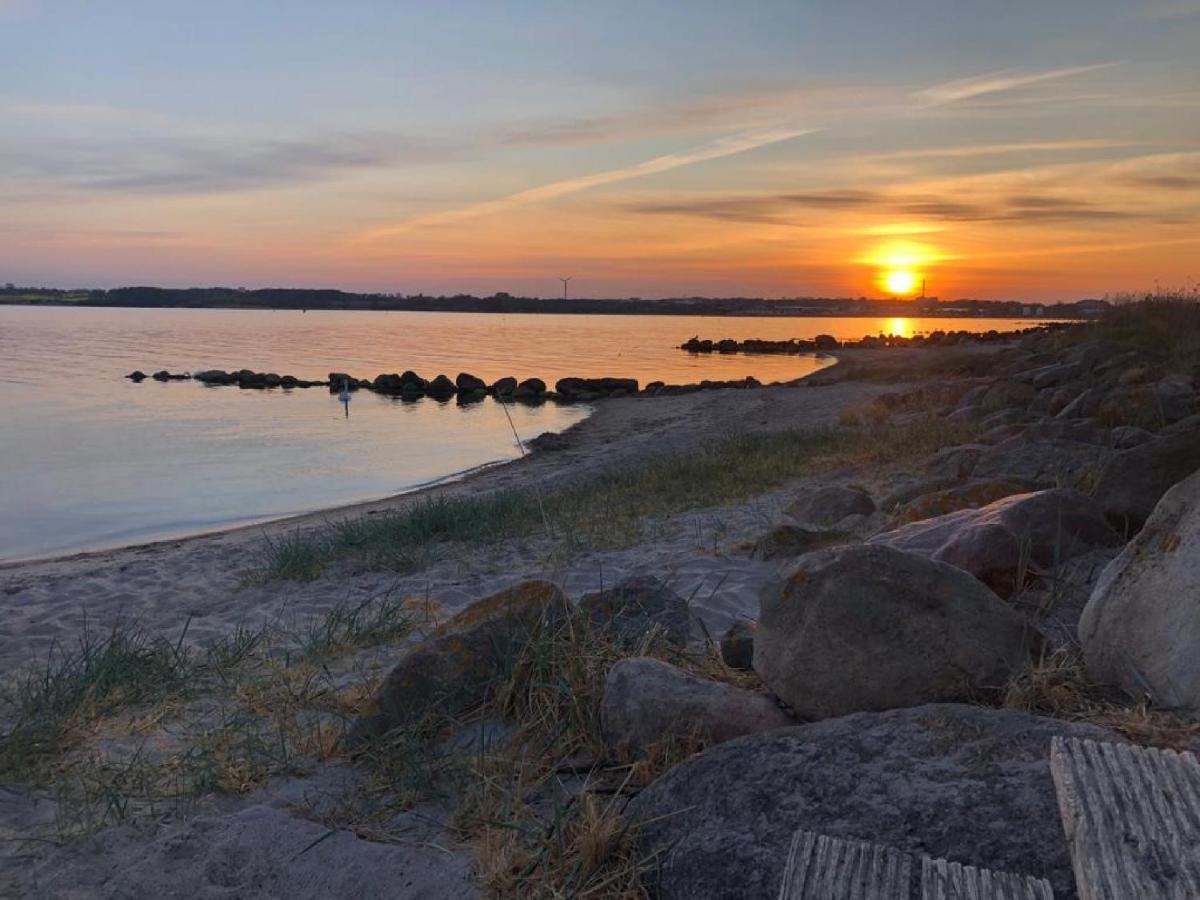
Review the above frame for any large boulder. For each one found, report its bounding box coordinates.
[754,544,1038,720]
[1081,469,1200,711]
[972,436,1109,488]
[630,704,1120,900]
[782,485,875,531]
[577,575,691,647]
[600,657,792,754]
[351,581,568,742]
[871,489,1121,595]
[1093,419,1200,532]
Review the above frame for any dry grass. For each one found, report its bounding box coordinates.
[1004,648,1200,752]
[1068,294,1200,374]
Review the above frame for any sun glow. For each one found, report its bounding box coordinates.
[883,269,918,296]
[860,240,939,298]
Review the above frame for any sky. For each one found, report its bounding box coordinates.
[2,1,1199,301]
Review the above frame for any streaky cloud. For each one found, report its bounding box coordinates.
[357,124,817,241]
[915,63,1118,106]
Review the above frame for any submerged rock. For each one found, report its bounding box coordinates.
[514,377,547,398]
[455,372,487,393]
[1082,468,1200,711]
[426,374,456,396]
[491,376,517,396]
[600,657,792,755]
[754,544,1037,719]
[630,703,1120,900]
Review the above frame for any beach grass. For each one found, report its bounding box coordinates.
[1070,293,1200,372]
[258,414,976,581]
[0,618,195,778]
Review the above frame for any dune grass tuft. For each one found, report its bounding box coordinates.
[0,619,195,778]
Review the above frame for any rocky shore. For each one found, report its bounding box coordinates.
[8,311,1200,898]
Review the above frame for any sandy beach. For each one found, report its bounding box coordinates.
[0,367,888,676]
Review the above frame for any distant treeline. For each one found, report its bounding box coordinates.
[1,285,1102,318]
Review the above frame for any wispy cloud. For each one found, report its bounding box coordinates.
[357,124,817,240]
[865,139,1142,161]
[0,132,451,196]
[915,63,1118,106]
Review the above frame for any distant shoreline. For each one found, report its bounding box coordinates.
[0,284,1101,318]
[0,297,1084,320]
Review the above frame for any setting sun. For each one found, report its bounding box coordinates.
[883,270,918,296]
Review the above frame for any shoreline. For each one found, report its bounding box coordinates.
[0,352,838,572]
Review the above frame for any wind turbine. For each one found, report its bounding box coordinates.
[558,276,573,300]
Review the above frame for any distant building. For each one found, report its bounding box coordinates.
[1075,299,1112,317]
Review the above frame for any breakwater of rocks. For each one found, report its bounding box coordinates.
[124,368,775,401]
[680,322,1076,355]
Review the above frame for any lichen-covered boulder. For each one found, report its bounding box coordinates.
[600,657,792,755]
[754,544,1038,719]
[630,704,1120,900]
[350,581,568,742]
[1082,468,1200,711]
[577,575,691,647]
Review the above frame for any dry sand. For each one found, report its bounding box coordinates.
[1,361,913,899]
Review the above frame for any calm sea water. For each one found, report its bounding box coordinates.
[0,307,1048,561]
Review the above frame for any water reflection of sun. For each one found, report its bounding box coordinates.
[884,317,915,338]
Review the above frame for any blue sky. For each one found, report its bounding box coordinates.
[2,1,1199,299]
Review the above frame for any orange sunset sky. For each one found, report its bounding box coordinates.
[2,1,1199,301]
